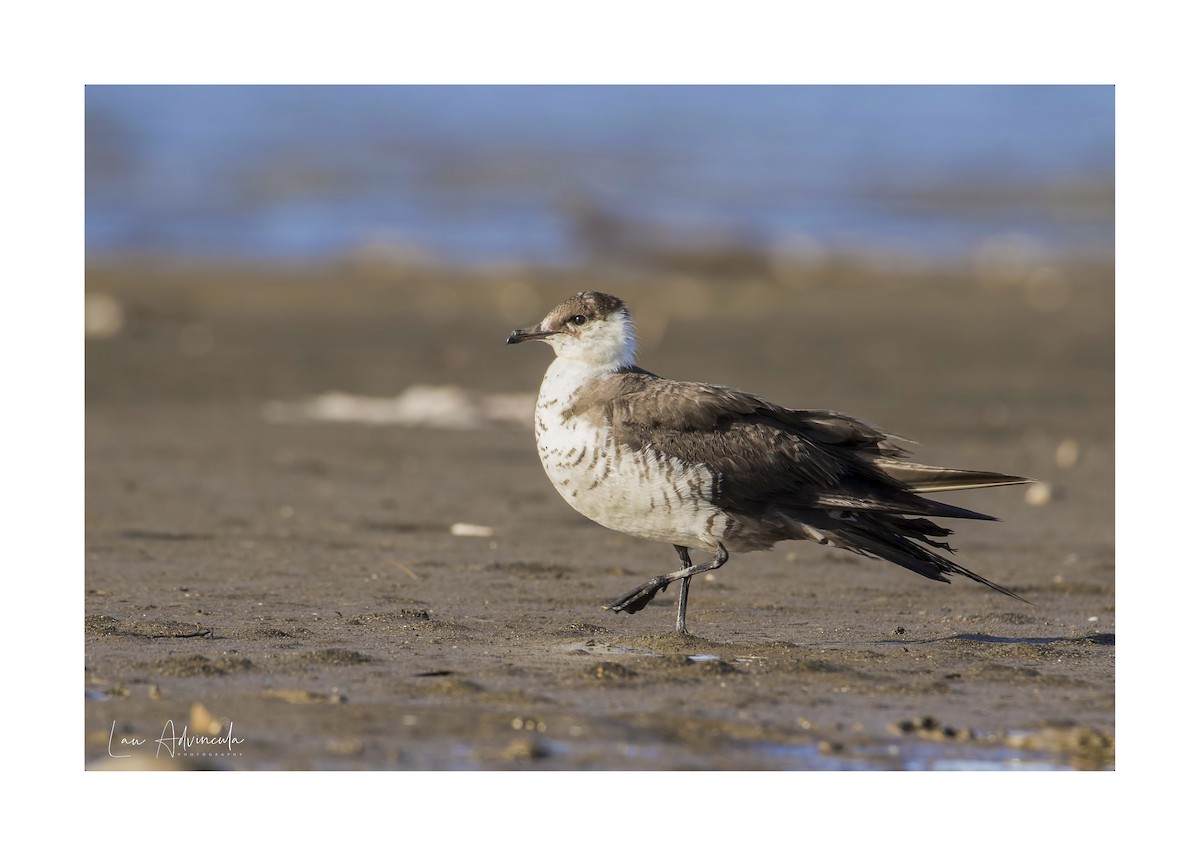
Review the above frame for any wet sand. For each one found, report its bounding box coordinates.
[85,258,1114,769]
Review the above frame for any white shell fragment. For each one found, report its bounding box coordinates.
[262,386,534,429]
[1024,482,1053,506]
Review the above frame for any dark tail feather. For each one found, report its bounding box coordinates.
[813,515,1028,603]
[815,487,1004,522]
[876,538,1028,602]
[874,460,1032,494]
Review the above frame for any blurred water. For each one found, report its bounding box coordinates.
[85,85,1113,265]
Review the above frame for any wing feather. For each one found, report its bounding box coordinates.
[581,369,1016,521]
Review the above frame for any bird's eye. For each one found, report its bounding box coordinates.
[570,314,588,326]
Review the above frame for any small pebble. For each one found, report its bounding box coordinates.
[85,293,125,339]
[189,702,222,736]
[1055,439,1080,469]
[1025,482,1053,506]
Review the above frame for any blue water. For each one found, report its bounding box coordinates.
[85,85,1114,265]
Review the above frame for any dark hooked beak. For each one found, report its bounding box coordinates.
[506,326,555,345]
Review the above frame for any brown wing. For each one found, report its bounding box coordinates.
[580,368,997,522]
[568,367,1029,600]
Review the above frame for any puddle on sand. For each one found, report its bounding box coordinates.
[563,645,764,664]
[756,740,1074,771]
[434,734,1073,771]
[560,642,660,657]
[552,645,1088,770]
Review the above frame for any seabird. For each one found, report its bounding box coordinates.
[507,291,1031,634]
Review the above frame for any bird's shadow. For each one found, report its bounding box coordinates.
[876,632,1115,646]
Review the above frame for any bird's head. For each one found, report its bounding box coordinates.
[507,291,636,368]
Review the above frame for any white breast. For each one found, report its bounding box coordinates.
[533,358,730,550]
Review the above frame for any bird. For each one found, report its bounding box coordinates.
[506,291,1031,634]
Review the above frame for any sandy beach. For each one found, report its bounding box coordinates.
[85,256,1114,769]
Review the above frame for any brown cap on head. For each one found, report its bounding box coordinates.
[507,292,628,344]
[545,292,627,327]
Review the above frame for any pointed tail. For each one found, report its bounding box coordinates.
[874,459,1032,494]
[792,512,1029,602]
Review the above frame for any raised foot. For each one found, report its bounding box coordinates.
[604,576,671,615]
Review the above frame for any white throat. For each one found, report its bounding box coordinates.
[539,353,612,407]
[545,311,637,370]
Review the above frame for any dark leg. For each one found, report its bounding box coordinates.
[674,546,693,635]
[605,543,729,633]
